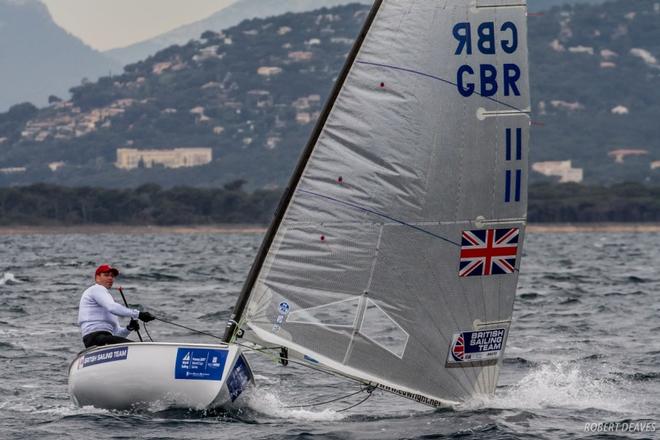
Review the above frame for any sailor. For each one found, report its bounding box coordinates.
[78,264,156,348]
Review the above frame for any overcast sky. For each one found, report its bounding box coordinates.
[41,0,236,51]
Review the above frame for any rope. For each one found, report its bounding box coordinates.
[234,340,372,387]
[283,387,365,409]
[150,317,369,388]
[142,322,154,342]
[337,387,375,412]
[153,317,225,340]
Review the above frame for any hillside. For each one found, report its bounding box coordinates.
[106,0,603,66]
[0,0,659,189]
[529,0,660,183]
[105,0,372,66]
[0,0,120,111]
[1,1,599,114]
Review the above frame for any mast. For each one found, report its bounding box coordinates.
[223,0,385,343]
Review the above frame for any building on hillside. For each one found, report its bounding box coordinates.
[115,148,212,170]
[0,167,26,174]
[48,161,65,172]
[611,105,629,115]
[296,112,312,125]
[288,51,313,61]
[257,66,282,76]
[531,160,583,183]
[608,149,648,163]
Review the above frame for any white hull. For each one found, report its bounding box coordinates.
[68,342,253,410]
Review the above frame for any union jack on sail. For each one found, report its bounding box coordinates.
[458,228,519,277]
[451,334,465,361]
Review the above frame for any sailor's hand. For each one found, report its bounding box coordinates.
[138,311,156,322]
[127,319,140,332]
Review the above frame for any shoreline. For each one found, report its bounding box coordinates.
[0,223,659,235]
[527,223,660,233]
[0,224,268,235]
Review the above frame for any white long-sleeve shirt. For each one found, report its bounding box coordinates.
[78,284,140,337]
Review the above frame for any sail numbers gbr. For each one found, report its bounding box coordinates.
[453,21,521,98]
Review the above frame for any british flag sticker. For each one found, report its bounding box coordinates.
[458,228,520,277]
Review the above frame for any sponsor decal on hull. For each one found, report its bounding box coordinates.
[174,348,228,381]
[226,355,252,401]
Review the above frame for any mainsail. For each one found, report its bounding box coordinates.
[225,0,530,407]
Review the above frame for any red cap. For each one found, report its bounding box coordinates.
[95,264,119,277]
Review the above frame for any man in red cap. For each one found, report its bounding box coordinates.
[78,264,156,348]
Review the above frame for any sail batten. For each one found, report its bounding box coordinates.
[239,0,530,406]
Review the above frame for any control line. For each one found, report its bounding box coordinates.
[356,60,526,113]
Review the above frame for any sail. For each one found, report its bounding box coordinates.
[237,0,530,406]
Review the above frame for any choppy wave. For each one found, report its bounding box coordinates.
[615,372,660,382]
[0,272,21,285]
[1,232,659,439]
[503,357,536,367]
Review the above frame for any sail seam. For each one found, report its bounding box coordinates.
[298,189,460,247]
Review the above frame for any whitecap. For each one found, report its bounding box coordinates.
[35,405,113,417]
[460,361,636,414]
[245,388,345,421]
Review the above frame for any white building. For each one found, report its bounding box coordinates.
[608,149,648,163]
[257,66,283,76]
[611,105,629,115]
[532,160,583,183]
[0,167,26,175]
[115,148,212,170]
[48,161,65,172]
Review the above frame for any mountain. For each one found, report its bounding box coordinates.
[105,0,372,66]
[106,0,604,66]
[0,0,607,113]
[0,0,658,188]
[0,0,121,111]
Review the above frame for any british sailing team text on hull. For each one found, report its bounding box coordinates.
[68,0,530,410]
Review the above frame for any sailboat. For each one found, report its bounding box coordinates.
[69,0,530,410]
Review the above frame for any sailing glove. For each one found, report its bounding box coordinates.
[127,319,140,332]
[138,311,156,322]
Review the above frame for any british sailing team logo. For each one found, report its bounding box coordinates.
[447,329,507,367]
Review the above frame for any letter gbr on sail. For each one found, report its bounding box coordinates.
[226,0,530,407]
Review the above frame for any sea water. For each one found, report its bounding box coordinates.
[0,231,658,439]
